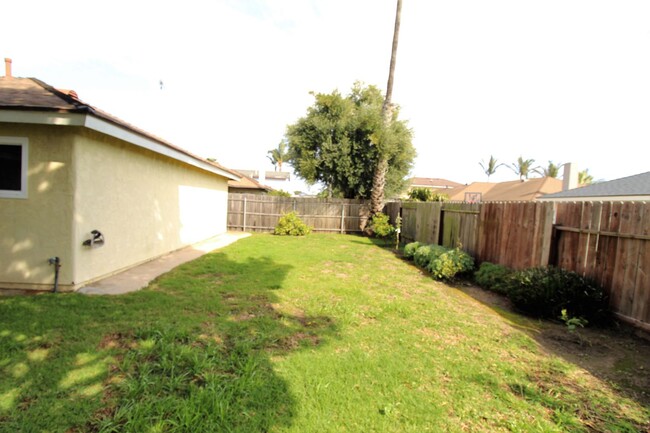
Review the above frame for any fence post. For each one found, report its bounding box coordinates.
[340,204,345,234]
[243,196,247,232]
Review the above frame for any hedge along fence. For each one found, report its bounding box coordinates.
[228,194,370,234]
[391,200,650,333]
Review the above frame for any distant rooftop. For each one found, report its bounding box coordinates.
[443,177,563,202]
[410,177,463,189]
[542,171,650,199]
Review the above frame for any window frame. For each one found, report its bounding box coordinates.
[0,136,29,199]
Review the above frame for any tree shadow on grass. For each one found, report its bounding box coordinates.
[0,252,337,432]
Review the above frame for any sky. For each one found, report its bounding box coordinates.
[3,0,650,192]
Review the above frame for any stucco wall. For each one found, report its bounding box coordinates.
[71,128,229,287]
[0,124,75,290]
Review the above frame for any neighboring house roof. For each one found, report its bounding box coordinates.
[236,169,291,181]
[443,177,563,202]
[228,170,273,192]
[540,171,650,200]
[410,177,462,189]
[0,76,240,181]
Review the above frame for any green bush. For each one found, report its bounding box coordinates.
[474,262,512,295]
[403,242,422,260]
[408,243,474,280]
[268,189,291,197]
[369,213,395,239]
[426,247,474,280]
[505,267,609,324]
[274,212,312,236]
[408,187,433,202]
[413,245,434,268]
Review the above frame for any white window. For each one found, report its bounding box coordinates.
[0,137,28,199]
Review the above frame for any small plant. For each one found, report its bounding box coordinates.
[474,262,512,295]
[368,213,395,240]
[560,309,588,332]
[426,247,474,280]
[505,267,609,324]
[414,245,434,268]
[407,243,474,280]
[403,241,422,260]
[274,211,312,236]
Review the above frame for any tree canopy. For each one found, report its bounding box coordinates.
[286,83,415,199]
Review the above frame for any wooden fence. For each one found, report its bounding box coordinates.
[228,194,370,233]
[394,200,650,332]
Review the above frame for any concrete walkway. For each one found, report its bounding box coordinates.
[78,231,251,295]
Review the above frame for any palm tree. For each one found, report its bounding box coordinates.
[510,156,536,180]
[267,140,289,172]
[578,169,594,186]
[371,0,403,216]
[535,161,563,178]
[479,155,504,180]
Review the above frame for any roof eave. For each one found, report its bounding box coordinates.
[0,108,240,181]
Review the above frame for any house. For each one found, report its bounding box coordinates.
[539,171,650,202]
[409,177,463,190]
[228,170,273,194]
[442,177,563,202]
[0,59,240,292]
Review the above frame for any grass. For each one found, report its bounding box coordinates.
[0,233,648,432]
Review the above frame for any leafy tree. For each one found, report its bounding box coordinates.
[371,0,404,215]
[578,169,594,186]
[479,155,504,180]
[535,161,563,178]
[268,189,291,197]
[408,187,433,202]
[267,140,289,172]
[286,83,414,199]
[510,156,537,180]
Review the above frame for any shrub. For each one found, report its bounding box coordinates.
[408,187,433,202]
[268,189,291,197]
[369,213,395,239]
[426,247,474,280]
[274,212,312,236]
[403,242,422,260]
[413,245,435,268]
[505,267,609,324]
[474,262,512,295]
[408,243,474,280]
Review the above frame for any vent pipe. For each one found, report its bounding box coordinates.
[562,163,579,191]
[4,58,12,78]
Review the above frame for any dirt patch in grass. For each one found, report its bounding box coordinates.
[456,282,650,406]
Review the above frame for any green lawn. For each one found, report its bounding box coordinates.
[1,234,648,432]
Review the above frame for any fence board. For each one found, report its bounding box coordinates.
[227,194,369,233]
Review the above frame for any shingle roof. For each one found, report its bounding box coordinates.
[0,76,239,180]
[443,177,563,202]
[410,177,463,189]
[543,171,650,199]
[228,170,273,191]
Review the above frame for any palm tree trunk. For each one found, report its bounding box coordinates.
[370,0,402,216]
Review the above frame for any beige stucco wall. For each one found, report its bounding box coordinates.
[71,128,229,288]
[0,124,75,290]
[1,123,229,292]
